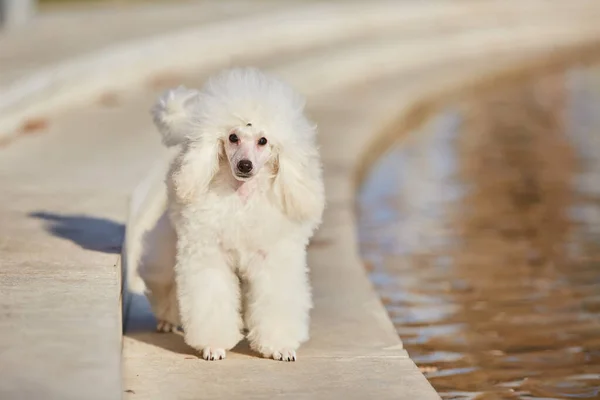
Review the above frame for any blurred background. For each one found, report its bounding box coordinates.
[2,1,600,399]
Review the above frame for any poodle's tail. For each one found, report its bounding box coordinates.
[150,86,200,147]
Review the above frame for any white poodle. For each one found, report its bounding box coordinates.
[139,68,325,362]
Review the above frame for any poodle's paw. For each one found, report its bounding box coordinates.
[202,347,227,361]
[153,291,181,333]
[269,348,297,362]
[156,320,183,334]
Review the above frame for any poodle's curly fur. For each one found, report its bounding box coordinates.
[139,68,325,362]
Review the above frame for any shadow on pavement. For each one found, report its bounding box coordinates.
[30,211,124,254]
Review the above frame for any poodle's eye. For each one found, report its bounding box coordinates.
[229,133,239,143]
[257,137,268,146]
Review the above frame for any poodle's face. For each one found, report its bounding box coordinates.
[223,123,273,181]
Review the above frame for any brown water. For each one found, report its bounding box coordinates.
[357,64,600,399]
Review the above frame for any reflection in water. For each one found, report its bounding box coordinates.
[358,65,600,399]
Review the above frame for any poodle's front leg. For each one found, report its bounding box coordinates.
[244,243,312,361]
[175,245,243,360]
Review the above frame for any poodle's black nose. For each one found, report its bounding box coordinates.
[237,159,253,174]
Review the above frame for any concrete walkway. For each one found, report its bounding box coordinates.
[1,1,600,399]
[0,0,290,87]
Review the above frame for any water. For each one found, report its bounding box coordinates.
[357,64,600,399]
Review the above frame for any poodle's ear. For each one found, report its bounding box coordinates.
[272,140,325,224]
[155,86,222,202]
[169,138,222,203]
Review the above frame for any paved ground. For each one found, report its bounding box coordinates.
[2,1,600,399]
[0,0,292,87]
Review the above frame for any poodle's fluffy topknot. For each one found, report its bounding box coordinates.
[151,68,315,150]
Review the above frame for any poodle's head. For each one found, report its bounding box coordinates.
[154,68,325,224]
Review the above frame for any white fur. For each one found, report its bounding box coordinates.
[150,86,201,147]
[141,68,325,361]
